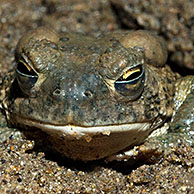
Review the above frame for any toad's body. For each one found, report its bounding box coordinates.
[0,28,193,161]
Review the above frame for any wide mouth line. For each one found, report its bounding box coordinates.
[12,114,151,137]
[12,113,151,127]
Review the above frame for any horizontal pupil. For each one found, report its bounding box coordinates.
[117,66,142,82]
[17,62,37,76]
[124,71,141,81]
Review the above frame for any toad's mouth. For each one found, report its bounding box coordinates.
[11,114,152,139]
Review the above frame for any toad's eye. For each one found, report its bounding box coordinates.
[16,59,38,93]
[114,65,144,99]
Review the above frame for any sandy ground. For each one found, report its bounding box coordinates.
[0,0,193,193]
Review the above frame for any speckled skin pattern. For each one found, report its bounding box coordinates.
[1,27,192,161]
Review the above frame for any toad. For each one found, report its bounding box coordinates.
[0,27,193,161]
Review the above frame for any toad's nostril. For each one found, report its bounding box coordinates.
[53,88,61,96]
[84,90,93,98]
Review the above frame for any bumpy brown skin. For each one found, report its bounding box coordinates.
[0,27,177,161]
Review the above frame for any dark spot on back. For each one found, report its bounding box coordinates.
[47,42,58,50]
[59,37,70,42]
